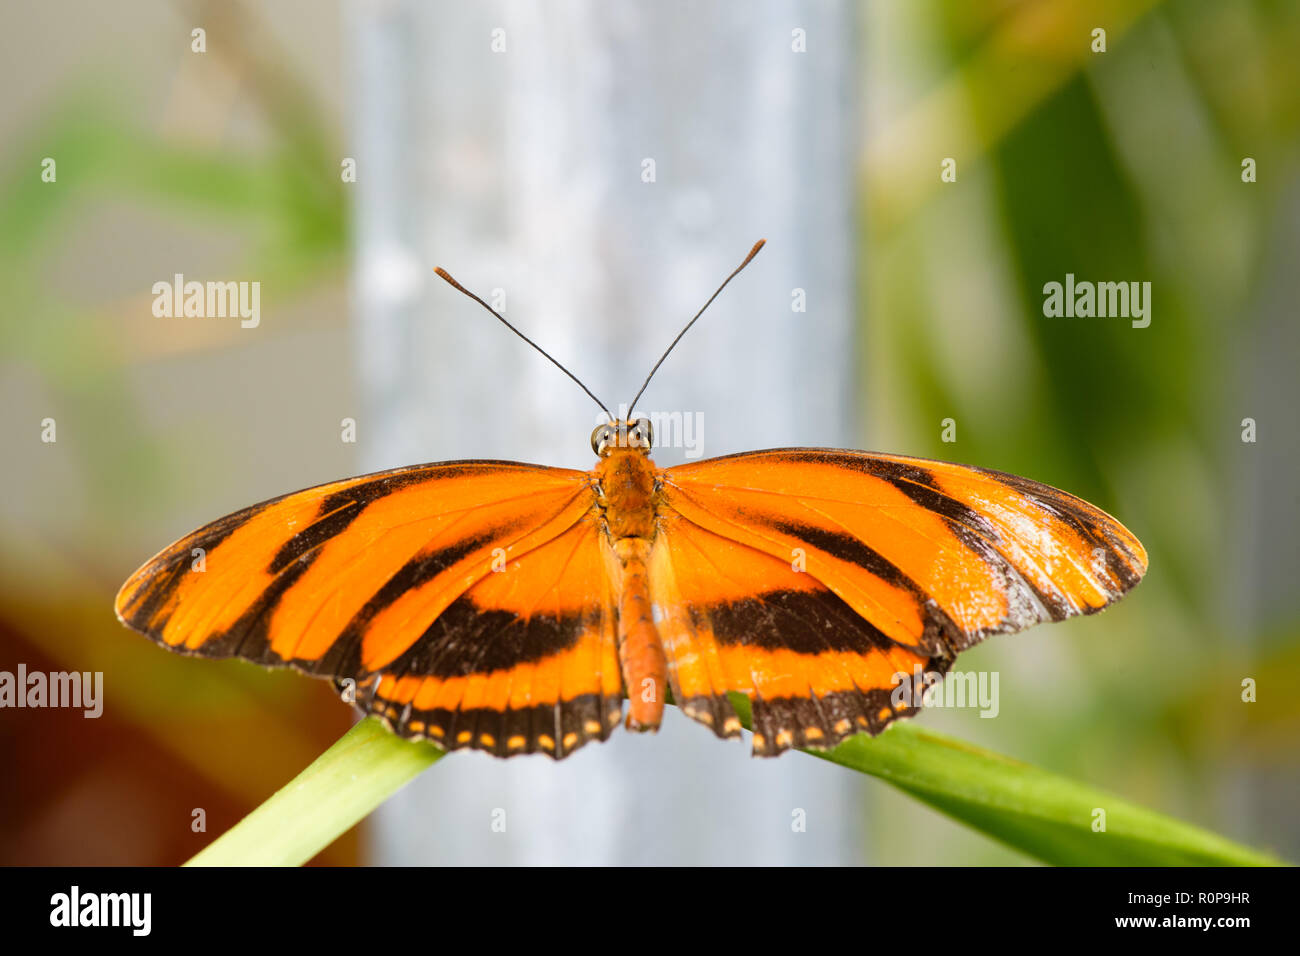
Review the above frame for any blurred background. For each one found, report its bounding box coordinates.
[1,0,1297,865]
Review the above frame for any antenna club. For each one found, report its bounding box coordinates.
[433,267,465,292]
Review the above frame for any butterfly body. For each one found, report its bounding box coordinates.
[593,440,669,731]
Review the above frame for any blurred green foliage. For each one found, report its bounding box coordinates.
[862,0,1300,863]
[0,12,355,863]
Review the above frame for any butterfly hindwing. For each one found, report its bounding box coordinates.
[657,448,1147,754]
[649,511,939,756]
[353,510,624,759]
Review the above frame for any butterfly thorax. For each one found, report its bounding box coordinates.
[594,448,659,541]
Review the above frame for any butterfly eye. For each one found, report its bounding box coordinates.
[632,418,653,448]
[590,425,614,456]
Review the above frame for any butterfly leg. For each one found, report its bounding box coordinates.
[614,537,667,731]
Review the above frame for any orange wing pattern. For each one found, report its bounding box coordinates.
[655,448,1147,755]
[353,510,624,757]
[115,460,623,758]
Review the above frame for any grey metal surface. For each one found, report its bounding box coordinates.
[348,0,864,864]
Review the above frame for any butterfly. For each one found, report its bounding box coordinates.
[115,240,1147,760]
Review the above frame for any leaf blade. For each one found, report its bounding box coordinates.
[186,718,443,867]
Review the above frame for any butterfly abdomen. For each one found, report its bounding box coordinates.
[614,538,667,731]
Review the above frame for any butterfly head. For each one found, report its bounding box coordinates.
[591,418,654,457]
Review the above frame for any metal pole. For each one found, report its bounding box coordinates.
[349,0,862,864]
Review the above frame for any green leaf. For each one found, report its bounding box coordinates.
[825,727,1283,865]
[186,718,442,867]
[729,693,1282,866]
[189,707,1283,866]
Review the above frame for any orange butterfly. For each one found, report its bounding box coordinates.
[115,241,1147,759]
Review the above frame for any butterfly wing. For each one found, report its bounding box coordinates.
[655,448,1147,755]
[352,509,624,758]
[115,459,621,757]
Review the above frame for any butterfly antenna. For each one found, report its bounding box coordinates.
[433,267,616,423]
[626,239,766,414]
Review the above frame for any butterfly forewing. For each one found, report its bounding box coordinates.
[115,460,595,681]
